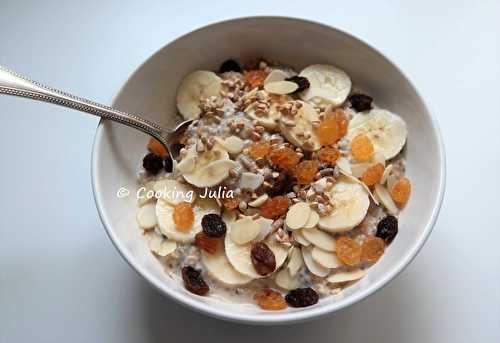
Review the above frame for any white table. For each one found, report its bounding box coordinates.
[1,1,499,342]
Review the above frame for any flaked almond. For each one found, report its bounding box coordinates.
[302,246,330,277]
[248,194,269,207]
[301,228,336,252]
[380,164,394,185]
[216,136,245,155]
[287,246,304,277]
[176,155,196,174]
[311,247,342,268]
[149,231,177,256]
[264,69,288,84]
[327,268,366,283]
[264,80,299,95]
[285,202,311,230]
[230,217,261,245]
[303,210,319,229]
[336,157,352,175]
[239,172,264,190]
[292,230,311,246]
[350,162,371,178]
[274,268,300,290]
[137,203,157,229]
[374,184,399,215]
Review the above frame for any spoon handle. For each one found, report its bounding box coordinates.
[0,65,169,144]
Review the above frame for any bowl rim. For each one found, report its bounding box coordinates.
[91,15,446,325]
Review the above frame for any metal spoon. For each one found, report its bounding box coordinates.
[0,65,192,160]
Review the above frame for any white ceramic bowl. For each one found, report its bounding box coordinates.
[91,17,445,325]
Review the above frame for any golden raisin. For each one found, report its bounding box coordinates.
[147,138,169,158]
[248,141,270,160]
[222,196,240,210]
[254,289,287,311]
[318,147,340,165]
[294,160,319,185]
[391,177,411,206]
[195,232,221,254]
[361,236,385,263]
[260,196,290,219]
[172,202,194,231]
[351,134,374,162]
[315,109,348,146]
[336,236,362,266]
[244,70,269,88]
[268,147,301,172]
[361,163,385,186]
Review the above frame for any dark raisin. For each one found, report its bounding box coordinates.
[181,266,209,296]
[251,242,276,276]
[164,157,173,173]
[219,59,242,73]
[376,215,398,244]
[286,76,310,93]
[201,213,227,237]
[268,172,293,196]
[142,153,164,175]
[285,287,319,308]
[349,93,373,112]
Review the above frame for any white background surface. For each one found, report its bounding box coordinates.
[1,1,499,342]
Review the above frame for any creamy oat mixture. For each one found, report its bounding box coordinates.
[135,58,411,310]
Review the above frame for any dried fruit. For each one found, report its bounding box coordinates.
[294,160,319,185]
[195,232,221,254]
[251,242,276,275]
[349,93,373,112]
[259,196,290,219]
[222,196,240,210]
[285,75,310,93]
[248,141,270,160]
[268,172,293,196]
[351,134,374,162]
[201,213,227,237]
[254,289,287,310]
[142,153,164,175]
[268,146,301,172]
[172,202,194,231]
[391,177,411,205]
[336,236,362,266]
[219,59,242,73]
[361,236,385,263]
[244,70,269,88]
[285,287,319,308]
[376,215,398,244]
[164,157,173,173]
[318,147,340,165]
[315,109,348,145]
[147,138,169,158]
[181,266,209,296]
[361,163,385,186]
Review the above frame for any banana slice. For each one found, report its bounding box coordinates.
[327,269,366,283]
[279,101,321,151]
[292,230,311,246]
[302,246,330,277]
[301,228,336,252]
[148,230,177,257]
[275,268,300,290]
[299,64,351,106]
[156,197,220,243]
[201,249,253,285]
[137,203,157,229]
[318,176,370,232]
[153,179,196,205]
[225,233,288,279]
[311,247,342,268]
[287,246,304,277]
[176,70,222,120]
[347,109,408,160]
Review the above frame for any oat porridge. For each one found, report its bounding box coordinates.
[135,58,411,310]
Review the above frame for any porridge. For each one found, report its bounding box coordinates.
[135,58,411,310]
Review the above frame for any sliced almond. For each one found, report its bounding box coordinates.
[339,169,379,206]
[137,203,157,229]
[387,173,399,191]
[239,172,264,190]
[287,246,304,276]
[229,217,261,245]
[381,164,394,185]
[336,157,352,175]
[292,230,311,246]
[275,268,300,290]
[374,184,399,214]
[302,246,330,277]
[285,202,311,230]
[350,163,371,178]
[301,228,336,252]
[216,136,245,155]
[176,155,196,174]
[303,210,319,229]
[248,194,269,207]
[148,231,177,256]
[327,269,366,283]
[264,69,288,84]
[311,247,342,268]
[264,80,298,95]
[254,217,273,241]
